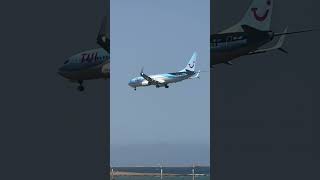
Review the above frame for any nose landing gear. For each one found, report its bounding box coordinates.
[77,80,85,92]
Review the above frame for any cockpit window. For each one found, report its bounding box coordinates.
[64,60,69,64]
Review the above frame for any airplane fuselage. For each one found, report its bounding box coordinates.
[211,29,274,66]
[128,71,196,88]
[58,48,110,81]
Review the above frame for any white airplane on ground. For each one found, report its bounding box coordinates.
[128,52,200,90]
[58,17,109,91]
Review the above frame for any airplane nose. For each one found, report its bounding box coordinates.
[57,67,62,75]
[128,80,135,87]
[57,66,67,77]
[58,66,63,73]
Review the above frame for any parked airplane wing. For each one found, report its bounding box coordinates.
[248,27,288,55]
[140,68,162,85]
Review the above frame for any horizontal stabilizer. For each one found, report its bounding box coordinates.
[274,28,318,37]
[189,71,201,79]
[249,27,287,55]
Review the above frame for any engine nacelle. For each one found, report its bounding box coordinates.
[141,80,149,86]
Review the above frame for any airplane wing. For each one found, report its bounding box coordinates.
[140,68,163,85]
[248,27,288,55]
[97,16,110,53]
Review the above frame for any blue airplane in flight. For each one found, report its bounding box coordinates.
[128,52,200,90]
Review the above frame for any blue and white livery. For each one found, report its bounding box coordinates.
[128,52,200,90]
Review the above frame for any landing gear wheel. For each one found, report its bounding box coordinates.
[78,85,85,92]
[77,80,84,92]
[156,85,160,88]
[165,85,169,88]
[134,88,136,91]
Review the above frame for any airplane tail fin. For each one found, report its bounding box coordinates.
[97,16,109,52]
[221,0,273,33]
[181,52,197,72]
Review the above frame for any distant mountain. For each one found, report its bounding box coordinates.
[110,143,210,167]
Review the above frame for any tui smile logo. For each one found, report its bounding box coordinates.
[251,0,271,22]
[189,62,195,68]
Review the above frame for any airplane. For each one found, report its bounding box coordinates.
[211,0,316,67]
[58,17,110,91]
[128,52,200,90]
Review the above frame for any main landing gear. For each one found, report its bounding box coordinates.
[77,80,85,92]
[155,84,169,88]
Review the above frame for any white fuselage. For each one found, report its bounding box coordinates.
[58,48,109,81]
[128,71,196,88]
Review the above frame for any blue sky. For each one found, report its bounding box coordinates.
[110,0,210,166]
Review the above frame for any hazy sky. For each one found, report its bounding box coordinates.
[110,0,210,165]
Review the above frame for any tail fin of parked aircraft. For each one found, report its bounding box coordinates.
[181,52,197,72]
[220,0,273,33]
